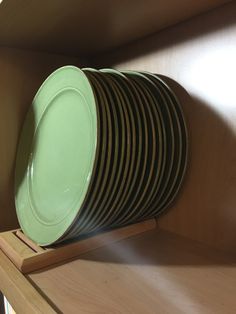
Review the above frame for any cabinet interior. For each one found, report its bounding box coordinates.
[0,0,235,254]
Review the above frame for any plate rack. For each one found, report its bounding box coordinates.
[0,219,156,274]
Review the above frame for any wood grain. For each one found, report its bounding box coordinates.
[0,0,230,56]
[94,1,236,253]
[0,250,55,313]
[29,228,236,314]
[0,48,86,232]
[0,231,34,269]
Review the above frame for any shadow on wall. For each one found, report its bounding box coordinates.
[157,76,236,253]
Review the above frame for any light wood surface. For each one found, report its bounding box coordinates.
[28,228,236,314]
[0,48,85,232]
[0,0,231,56]
[0,250,55,313]
[0,219,156,273]
[94,1,236,253]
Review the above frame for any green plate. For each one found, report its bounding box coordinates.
[119,71,165,224]
[150,73,188,215]
[91,69,133,231]
[64,68,110,238]
[140,72,187,218]
[104,70,148,227]
[15,66,98,246]
[78,68,120,234]
[123,71,174,219]
[101,69,145,227]
[111,72,158,226]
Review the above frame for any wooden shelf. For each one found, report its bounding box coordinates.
[1,227,236,313]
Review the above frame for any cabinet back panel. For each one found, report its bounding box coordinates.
[93,2,236,252]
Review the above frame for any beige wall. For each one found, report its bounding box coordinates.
[96,2,236,252]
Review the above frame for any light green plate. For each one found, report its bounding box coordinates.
[15,66,97,246]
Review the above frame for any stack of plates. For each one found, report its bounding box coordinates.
[15,66,188,246]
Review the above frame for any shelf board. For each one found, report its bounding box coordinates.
[27,228,236,313]
[0,0,231,56]
[1,226,236,313]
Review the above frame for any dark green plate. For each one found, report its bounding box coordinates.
[96,69,137,230]
[100,69,145,227]
[140,72,187,218]
[81,68,126,233]
[113,71,162,225]
[120,71,167,223]
[106,70,149,226]
[122,71,175,219]
[71,69,112,235]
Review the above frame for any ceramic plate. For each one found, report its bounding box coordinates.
[106,71,149,226]
[99,69,145,227]
[114,72,161,225]
[88,70,132,231]
[15,66,98,245]
[81,69,125,233]
[15,66,188,245]
[68,69,111,236]
[120,71,167,222]
[140,72,187,217]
